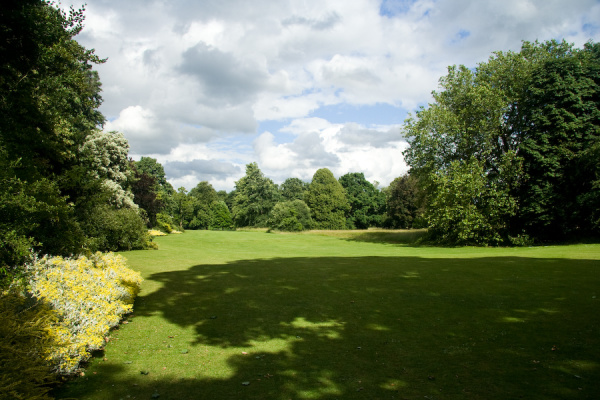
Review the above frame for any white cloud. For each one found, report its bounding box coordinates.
[62,0,600,191]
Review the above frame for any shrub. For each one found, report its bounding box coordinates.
[155,212,174,233]
[26,253,143,375]
[269,200,313,231]
[0,289,57,400]
[82,205,150,251]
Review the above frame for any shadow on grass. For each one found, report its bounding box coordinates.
[56,256,600,400]
[344,229,428,245]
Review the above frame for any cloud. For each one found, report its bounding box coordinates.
[164,159,241,180]
[178,43,269,106]
[62,0,600,191]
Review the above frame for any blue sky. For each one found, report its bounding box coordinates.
[69,0,600,191]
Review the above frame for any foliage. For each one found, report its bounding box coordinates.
[135,157,174,195]
[268,200,313,231]
[280,177,308,201]
[305,168,350,230]
[26,252,142,375]
[130,169,162,228]
[172,187,195,230]
[80,205,151,252]
[156,212,175,233]
[210,201,234,230]
[0,1,149,271]
[78,130,136,209]
[0,289,57,400]
[232,163,280,227]
[384,174,424,229]
[188,181,219,229]
[403,39,599,245]
[517,43,600,239]
[426,158,517,246]
[0,159,82,273]
[338,172,385,229]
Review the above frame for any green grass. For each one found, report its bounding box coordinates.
[53,230,600,400]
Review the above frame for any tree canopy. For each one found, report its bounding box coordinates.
[403,40,600,244]
[338,172,385,229]
[231,163,280,227]
[305,168,349,230]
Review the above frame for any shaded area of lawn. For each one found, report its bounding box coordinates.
[55,255,600,400]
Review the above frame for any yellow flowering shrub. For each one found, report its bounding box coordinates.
[0,290,57,400]
[148,229,167,236]
[26,252,143,375]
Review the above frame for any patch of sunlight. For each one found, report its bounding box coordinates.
[552,359,600,375]
[380,379,408,390]
[246,338,292,354]
[224,287,240,294]
[402,271,420,278]
[297,370,343,398]
[538,308,559,314]
[281,317,345,339]
[501,316,526,323]
[366,323,391,331]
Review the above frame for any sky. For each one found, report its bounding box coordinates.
[66,0,600,192]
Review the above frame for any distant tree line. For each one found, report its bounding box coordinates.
[132,159,423,234]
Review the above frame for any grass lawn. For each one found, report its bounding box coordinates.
[53,230,600,400]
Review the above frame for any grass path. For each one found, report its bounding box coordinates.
[54,230,600,400]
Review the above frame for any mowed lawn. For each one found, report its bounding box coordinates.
[54,230,600,400]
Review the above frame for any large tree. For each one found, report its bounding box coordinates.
[403,40,598,244]
[188,181,219,229]
[338,172,385,229]
[280,177,309,201]
[305,168,349,230]
[231,163,280,227]
[0,1,148,273]
[385,174,424,229]
[517,43,600,239]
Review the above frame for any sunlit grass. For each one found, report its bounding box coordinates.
[54,230,600,400]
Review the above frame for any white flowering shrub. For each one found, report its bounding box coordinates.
[26,252,143,375]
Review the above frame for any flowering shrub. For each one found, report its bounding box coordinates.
[0,289,57,400]
[148,229,167,236]
[26,252,143,375]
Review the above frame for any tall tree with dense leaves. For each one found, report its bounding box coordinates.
[305,168,349,230]
[338,172,385,229]
[402,39,596,244]
[280,177,309,201]
[188,181,219,229]
[385,174,424,229]
[517,43,600,239]
[0,1,149,271]
[232,163,280,227]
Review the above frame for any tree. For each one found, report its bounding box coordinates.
[135,157,173,194]
[426,158,516,246]
[517,44,600,239]
[231,163,280,227]
[130,169,162,227]
[0,1,151,267]
[385,174,424,229]
[305,168,349,230]
[402,40,595,244]
[280,177,308,201]
[268,200,313,231]
[210,201,233,230]
[78,130,137,209]
[338,172,385,229]
[172,187,195,230]
[187,181,219,229]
